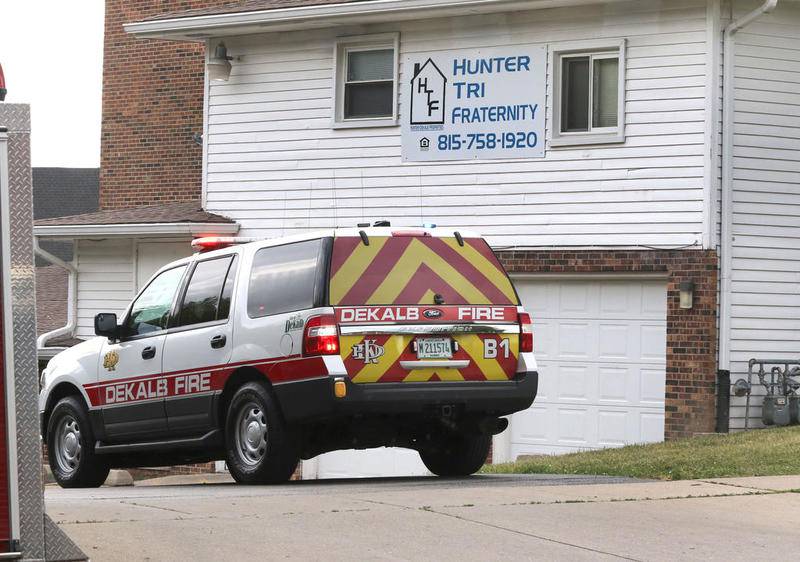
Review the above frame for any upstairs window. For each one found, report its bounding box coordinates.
[552,41,626,146]
[334,34,399,128]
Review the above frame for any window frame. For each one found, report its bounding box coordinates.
[173,254,238,331]
[332,33,400,129]
[550,39,626,147]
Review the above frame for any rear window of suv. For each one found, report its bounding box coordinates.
[329,235,519,306]
[248,239,323,317]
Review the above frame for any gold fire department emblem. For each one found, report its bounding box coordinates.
[103,351,119,372]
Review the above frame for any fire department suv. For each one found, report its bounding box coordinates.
[39,228,538,487]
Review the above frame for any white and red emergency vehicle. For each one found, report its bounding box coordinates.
[39,227,538,486]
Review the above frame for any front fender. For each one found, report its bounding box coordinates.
[39,337,104,414]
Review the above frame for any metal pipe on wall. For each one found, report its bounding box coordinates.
[719,0,779,375]
[33,238,77,355]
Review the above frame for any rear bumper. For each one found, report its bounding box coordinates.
[273,371,538,424]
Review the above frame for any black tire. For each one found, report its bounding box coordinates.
[419,433,491,477]
[224,382,298,484]
[47,396,110,488]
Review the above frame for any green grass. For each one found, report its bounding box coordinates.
[483,426,800,480]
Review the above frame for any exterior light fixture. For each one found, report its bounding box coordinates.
[208,43,233,82]
[679,280,695,310]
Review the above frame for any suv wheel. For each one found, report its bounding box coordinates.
[419,433,490,477]
[47,396,110,488]
[224,382,298,484]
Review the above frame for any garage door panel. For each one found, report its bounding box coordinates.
[532,319,553,360]
[507,278,667,460]
[557,365,591,401]
[642,283,668,316]
[560,283,593,315]
[640,412,665,443]
[521,281,558,317]
[548,319,666,364]
[641,323,667,360]
[314,448,429,479]
[558,322,592,358]
[557,408,592,445]
[598,323,631,359]
[597,366,630,403]
[510,406,549,444]
[597,409,629,446]
[640,368,667,406]
[599,283,632,314]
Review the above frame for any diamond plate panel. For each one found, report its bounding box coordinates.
[44,514,85,562]
[1,104,86,561]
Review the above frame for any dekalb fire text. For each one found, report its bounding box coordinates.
[104,372,211,404]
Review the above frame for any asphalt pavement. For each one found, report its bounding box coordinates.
[46,473,800,561]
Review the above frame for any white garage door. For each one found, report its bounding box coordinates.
[305,448,430,480]
[507,277,667,458]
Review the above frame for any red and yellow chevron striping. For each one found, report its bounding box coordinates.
[330,236,518,306]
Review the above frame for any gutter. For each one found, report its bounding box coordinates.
[124,0,629,39]
[33,221,239,238]
[719,0,778,372]
[34,238,77,356]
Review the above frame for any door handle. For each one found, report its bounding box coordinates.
[210,334,227,349]
[142,346,156,360]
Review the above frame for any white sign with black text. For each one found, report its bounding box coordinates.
[402,45,547,161]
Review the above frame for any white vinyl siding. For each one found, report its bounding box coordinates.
[727,1,800,429]
[74,238,193,340]
[75,239,135,340]
[204,0,709,249]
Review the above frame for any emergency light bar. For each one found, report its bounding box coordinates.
[191,236,258,252]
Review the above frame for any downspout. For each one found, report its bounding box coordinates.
[34,237,77,352]
[719,0,778,374]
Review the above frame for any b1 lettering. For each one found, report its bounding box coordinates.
[484,338,510,359]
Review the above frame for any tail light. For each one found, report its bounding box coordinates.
[518,312,533,353]
[303,314,339,356]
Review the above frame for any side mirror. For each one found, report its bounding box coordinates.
[94,313,119,340]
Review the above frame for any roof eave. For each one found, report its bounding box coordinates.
[124,0,628,41]
[33,222,240,239]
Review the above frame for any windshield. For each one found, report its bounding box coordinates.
[329,236,518,306]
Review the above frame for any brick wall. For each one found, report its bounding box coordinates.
[496,249,719,440]
[101,1,224,209]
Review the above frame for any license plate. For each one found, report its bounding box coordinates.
[416,338,452,359]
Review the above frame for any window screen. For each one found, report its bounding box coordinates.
[177,256,235,327]
[344,48,394,119]
[592,57,619,128]
[248,240,322,318]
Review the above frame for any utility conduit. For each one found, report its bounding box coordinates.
[719,0,778,372]
[34,237,77,353]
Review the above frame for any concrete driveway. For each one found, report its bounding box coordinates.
[46,474,800,561]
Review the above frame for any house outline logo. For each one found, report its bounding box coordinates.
[410,58,447,125]
[419,137,430,150]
